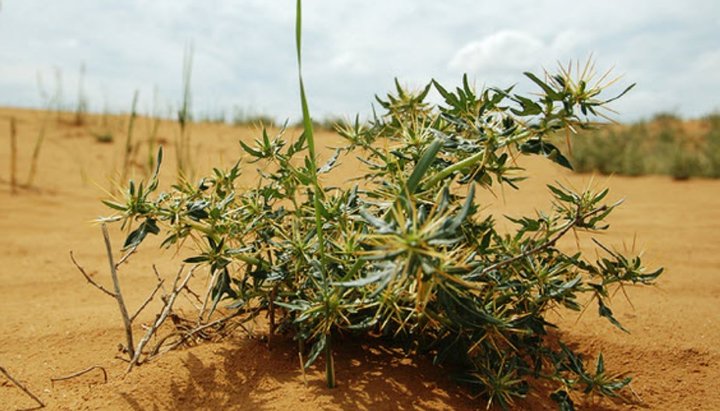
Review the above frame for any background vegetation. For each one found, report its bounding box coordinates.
[563,113,720,180]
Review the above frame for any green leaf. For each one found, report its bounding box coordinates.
[442,184,475,233]
[304,334,326,368]
[122,218,160,250]
[603,83,636,105]
[550,390,576,411]
[598,298,629,333]
[239,139,263,158]
[331,264,393,287]
[407,138,443,192]
[520,139,573,170]
[184,255,209,264]
[524,72,561,100]
[102,200,127,211]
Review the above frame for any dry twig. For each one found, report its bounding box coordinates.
[102,223,136,359]
[148,309,249,358]
[196,269,220,326]
[0,365,45,409]
[126,265,195,374]
[70,251,116,298]
[129,279,165,322]
[114,245,138,269]
[50,366,108,386]
[9,117,17,195]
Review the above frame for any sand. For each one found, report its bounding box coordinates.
[0,107,718,410]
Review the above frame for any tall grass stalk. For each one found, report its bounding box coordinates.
[74,63,88,126]
[9,117,17,194]
[146,88,162,176]
[53,67,64,121]
[176,44,194,177]
[122,91,140,182]
[26,71,57,188]
[295,0,334,388]
[25,112,49,188]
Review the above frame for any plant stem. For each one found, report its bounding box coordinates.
[9,117,17,195]
[26,112,49,188]
[0,365,45,408]
[102,223,135,359]
[325,333,336,388]
[122,90,140,182]
[177,44,194,178]
[422,149,484,189]
[479,204,610,276]
[296,0,335,388]
[295,0,328,283]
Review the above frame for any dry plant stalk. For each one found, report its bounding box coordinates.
[121,91,139,182]
[0,365,45,409]
[101,224,136,359]
[71,224,242,374]
[25,113,48,188]
[50,366,108,386]
[126,265,194,374]
[9,117,17,194]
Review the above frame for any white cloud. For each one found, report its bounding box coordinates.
[449,31,546,73]
[0,0,718,121]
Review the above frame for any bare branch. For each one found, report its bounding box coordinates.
[9,117,18,195]
[155,264,202,310]
[69,251,116,298]
[114,245,138,269]
[148,309,250,359]
[182,283,204,305]
[197,268,220,326]
[126,265,195,374]
[50,366,107,386]
[152,265,169,294]
[0,365,45,408]
[129,279,165,323]
[101,223,135,360]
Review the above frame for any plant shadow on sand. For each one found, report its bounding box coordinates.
[116,333,636,410]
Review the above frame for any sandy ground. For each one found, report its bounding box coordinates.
[0,107,718,410]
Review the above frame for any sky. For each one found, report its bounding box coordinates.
[0,1,718,123]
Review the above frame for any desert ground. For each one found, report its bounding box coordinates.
[0,107,718,410]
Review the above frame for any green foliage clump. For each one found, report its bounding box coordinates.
[567,112,720,179]
[232,107,277,128]
[100,3,660,409]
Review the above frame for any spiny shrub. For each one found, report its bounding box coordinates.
[100,2,660,409]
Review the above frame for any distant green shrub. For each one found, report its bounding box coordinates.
[232,107,277,127]
[566,113,720,179]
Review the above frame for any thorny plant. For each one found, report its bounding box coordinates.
[97,1,660,409]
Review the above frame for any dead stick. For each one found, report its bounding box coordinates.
[152,265,170,295]
[69,251,116,298]
[149,310,248,358]
[197,268,220,325]
[126,265,194,374]
[101,224,135,359]
[268,284,278,350]
[50,366,108,386]
[114,245,138,269]
[0,365,45,408]
[129,279,165,322]
[9,117,17,195]
[299,352,308,386]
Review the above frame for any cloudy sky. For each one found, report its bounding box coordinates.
[0,1,718,122]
